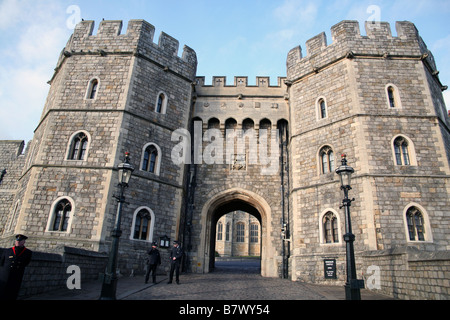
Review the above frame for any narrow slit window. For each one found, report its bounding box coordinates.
[88,79,99,100]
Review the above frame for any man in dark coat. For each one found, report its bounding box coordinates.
[0,234,33,300]
[168,240,183,284]
[145,241,161,284]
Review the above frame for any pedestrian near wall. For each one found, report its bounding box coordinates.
[0,234,33,300]
[168,241,183,285]
[145,241,161,284]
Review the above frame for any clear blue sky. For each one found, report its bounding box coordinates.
[1,0,449,143]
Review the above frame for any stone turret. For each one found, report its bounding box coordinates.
[5,20,198,271]
[286,21,450,289]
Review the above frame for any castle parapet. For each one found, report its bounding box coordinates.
[194,76,287,97]
[63,19,197,80]
[287,20,431,82]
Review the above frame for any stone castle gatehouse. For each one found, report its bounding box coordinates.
[0,19,449,299]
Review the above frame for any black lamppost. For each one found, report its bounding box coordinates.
[100,152,134,300]
[335,154,361,300]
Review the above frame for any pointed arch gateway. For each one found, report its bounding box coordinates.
[198,188,277,277]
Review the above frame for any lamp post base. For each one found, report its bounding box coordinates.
[99,273,118,300]
[345,280,363,300]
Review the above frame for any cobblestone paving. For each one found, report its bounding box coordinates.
[123,270,328,300]
[24,259,395,301]
[122,260,393,301]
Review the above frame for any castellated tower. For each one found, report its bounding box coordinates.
[287,21,450,284]
[1,20,197,272]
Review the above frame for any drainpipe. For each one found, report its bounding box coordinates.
[279,121,290,279]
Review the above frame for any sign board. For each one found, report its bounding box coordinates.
[324,259,337,279]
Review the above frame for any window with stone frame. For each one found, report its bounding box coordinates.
[68,132,88,161]
[51,199,72,232]
[217,221,223,241]
[319,98,327,119]
[385,84,402,109]
[394,137,410,166]
[406,207,425,241]
[319,146,335,174]
[387,86,397,108]
[323,212,339,244]
[155,93,166,113]
[236,222,245,243]
[250,223,259,243]
[133,209,152,241]
[87,78,99,100]
[142,144,158,173]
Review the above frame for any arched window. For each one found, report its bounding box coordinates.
[156,93,165,113]
[319,146,334,174]
[226,222,230,241]
[86,78,99,100]
[394,137,410,166]
[385,84,402,109]
[207,118,220,129]
[51,199,72,232]
[250,223,259,243]
[242,118,254,132]
[323,212,339,244]
[319,99,327,119]
[133,209,152,241]
[403,204,432,243]
[217,222,223,241]
[141,143,161,175]
[68,132,89,160]
[406,207,425,241]
[387,86,396,108]
[131,207,155,242]
[316,97,328,120]
[155,92,168,114]
[225,118,238,137]
[259,119,272,131]
[236,223,245,243]
[259,119,272,141]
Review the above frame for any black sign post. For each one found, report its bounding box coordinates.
[324,259,337,279]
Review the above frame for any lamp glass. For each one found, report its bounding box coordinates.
[118,162,134,185]
[340,170,352,188]
[336,160,354,188]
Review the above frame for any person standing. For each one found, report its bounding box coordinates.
[168,241,183,285]
[145,241,161,284]
[0,234,33,300]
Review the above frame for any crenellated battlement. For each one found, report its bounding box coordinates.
[194,76,287,98]
[61,19,197,80]
[287,20,434,82]
[195,76,286,88]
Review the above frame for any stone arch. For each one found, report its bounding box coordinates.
[198,188,277,277]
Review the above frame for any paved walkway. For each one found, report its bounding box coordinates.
[24,259,395,301]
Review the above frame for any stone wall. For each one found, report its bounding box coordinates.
[0,246,107,298]
[0,141,26,238]
[362,246,450,300]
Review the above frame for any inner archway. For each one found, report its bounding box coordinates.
[215,211,261,259]
[210,203,262,273]
[198,188,277,277]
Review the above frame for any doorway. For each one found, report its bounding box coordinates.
[211,208,262,273]
[198,188,277,277]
